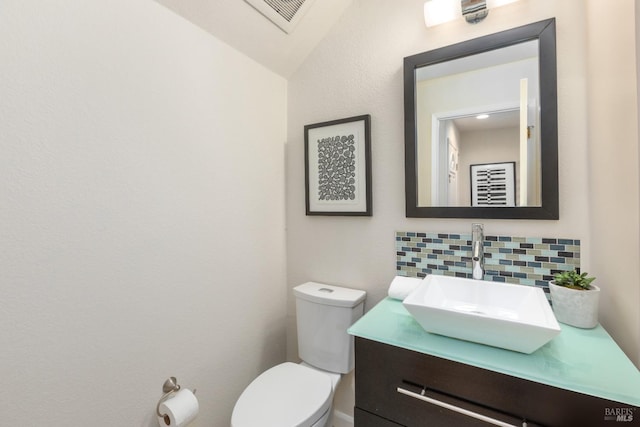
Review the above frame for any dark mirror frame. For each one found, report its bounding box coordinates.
[404,18,558,219]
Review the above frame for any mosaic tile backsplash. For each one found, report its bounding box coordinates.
[396,231,580,297]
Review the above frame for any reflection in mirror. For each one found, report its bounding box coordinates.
[404,19,558,219]
[417,41,541,208]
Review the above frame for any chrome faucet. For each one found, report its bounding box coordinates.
[471,223,484,280]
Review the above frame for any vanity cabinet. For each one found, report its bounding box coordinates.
[354,337,637,426]
[349,298,640,427]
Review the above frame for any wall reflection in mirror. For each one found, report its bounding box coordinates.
[404,18,558,219]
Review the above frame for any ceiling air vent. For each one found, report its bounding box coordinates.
[245,0,317,34]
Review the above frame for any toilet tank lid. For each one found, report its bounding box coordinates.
[294,282,366,307]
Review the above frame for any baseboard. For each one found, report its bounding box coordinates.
[332,409,354,427]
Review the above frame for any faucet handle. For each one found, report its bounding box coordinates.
[471,223,484,241]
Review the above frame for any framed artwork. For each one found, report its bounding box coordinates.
[304,115,372,216]
[470,162,516,207]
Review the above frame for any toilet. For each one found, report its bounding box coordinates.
[231,282,366,427]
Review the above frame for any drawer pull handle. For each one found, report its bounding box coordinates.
[397,386,525,427]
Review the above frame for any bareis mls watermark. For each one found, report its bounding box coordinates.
[604,407,635,422]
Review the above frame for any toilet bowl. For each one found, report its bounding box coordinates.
[230,282,366,427]
[231,362,341,427]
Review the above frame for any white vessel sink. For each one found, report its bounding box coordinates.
[402,275,560,354]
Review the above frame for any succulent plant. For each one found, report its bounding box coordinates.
[553,270,596,291]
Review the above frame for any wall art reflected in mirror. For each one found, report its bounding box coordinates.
[404,18,558,219]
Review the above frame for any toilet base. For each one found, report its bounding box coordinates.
[311,403,332,427]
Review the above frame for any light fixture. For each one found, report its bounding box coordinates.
[476,114,490,120]
[462,0,488,24]
[424,0,520,27]
[424,0,459,27]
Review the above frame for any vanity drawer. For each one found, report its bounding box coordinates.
[354,337,632,427]
[355,338,531,426]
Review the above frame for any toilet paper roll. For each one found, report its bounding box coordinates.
[388,276,423,300]
[157,389,199,427]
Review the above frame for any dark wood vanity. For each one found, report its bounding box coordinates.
[355,337,639,426]
[349,299,640,427]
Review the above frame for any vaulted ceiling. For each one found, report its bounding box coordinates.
[154,0,353,78]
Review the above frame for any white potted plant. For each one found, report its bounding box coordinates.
[549,270,600,329]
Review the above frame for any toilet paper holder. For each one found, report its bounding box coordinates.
[156,377,197,419]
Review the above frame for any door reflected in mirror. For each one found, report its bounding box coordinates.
[404,19,558,219]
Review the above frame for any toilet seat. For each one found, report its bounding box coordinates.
[231,362,333,427]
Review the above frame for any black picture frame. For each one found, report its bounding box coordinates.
[470,162,516,207]
[304,115,372,216]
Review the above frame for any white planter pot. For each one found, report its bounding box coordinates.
[549,281,600,329]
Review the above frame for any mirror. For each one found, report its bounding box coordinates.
[404,19,558,219]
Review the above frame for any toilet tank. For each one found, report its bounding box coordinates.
[293,282,366,374]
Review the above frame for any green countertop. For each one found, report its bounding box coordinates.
[348,297,640,407]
